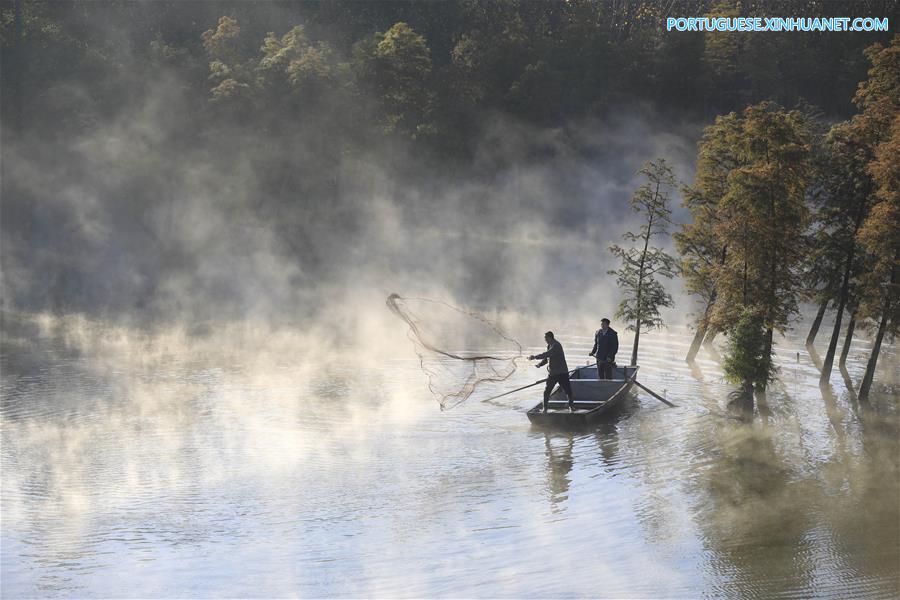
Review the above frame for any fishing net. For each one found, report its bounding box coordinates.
[386,293,524,410]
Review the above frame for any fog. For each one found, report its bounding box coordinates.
[2,37,701,343]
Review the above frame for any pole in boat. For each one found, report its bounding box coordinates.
[633,378,676,407]
[480,364,598,404]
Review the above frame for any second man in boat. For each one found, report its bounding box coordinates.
[529,331,575,413]
[590,318,619,379]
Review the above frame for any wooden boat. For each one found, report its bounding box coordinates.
[526,364,638,428]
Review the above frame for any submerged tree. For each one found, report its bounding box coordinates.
[853,37,900,401]
[804,298,830,346]
[676,112,742,361]
[609,159,679,366]
[676,187,720,362]
[813,119,874,385]
[802,112,841,349]
[857,114,899,401]
[839,295,860,368]
[709,102,811,393]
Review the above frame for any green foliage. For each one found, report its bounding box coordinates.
[202,16,255,104]
[354,22,434,138]
[608,159,679,335]
[202,15,241,63]
[377,22,432,77]
[149,33,189,65]
[258,25,337,98]
[3,1,893,144]
[610,253,676,332]
[722,307,775,387]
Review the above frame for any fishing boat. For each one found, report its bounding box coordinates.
[526,364,638,428]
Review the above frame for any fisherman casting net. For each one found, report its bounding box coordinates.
[386,293,524,410]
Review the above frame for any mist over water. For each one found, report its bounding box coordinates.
[1,93,699,329]
[2,311,897,598]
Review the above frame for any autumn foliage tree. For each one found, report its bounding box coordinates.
[812,119,875,385]
[675,112,741,362]
[705,102,811,393]
[853,36,900,400]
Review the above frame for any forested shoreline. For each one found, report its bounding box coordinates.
[3,1,894,147]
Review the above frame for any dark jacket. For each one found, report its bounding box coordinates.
[591,327,619,362]
[534,339,569,376]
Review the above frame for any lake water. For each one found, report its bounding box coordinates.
[2,314,898,598]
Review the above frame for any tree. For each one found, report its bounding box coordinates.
[851,36,900,401]
[258,25,337,103]
[609,159,679,366]
[813,119,874,385]
[802,111,841,348]
[353,22,433,138]
[675,186,721,362]
[804,298,830,346]
[202,16,255,105]
[857,113,900,401]
[709,102,811,393]
[0,0,119,135]
[838,294,859,368]
[675,112,742,361]
[448,3,529,112]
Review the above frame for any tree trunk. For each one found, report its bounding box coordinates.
[632,200,656,367]
[686,293,715,362]
[805,299,828,346]
[689,245,727,362]
[858,310,888,402]
[702,329,718,348]
[631,325,640,366]
[820,239,861,385]
[686,323,706,362]
[819,295,846,386]
[839,310,856,367]
[822,208,867,385]
[741,380,755,413]
[759,327,774,391]
[859,262,896,401]
[632,274,643,366]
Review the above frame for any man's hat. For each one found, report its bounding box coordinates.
[601,318,610,324]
